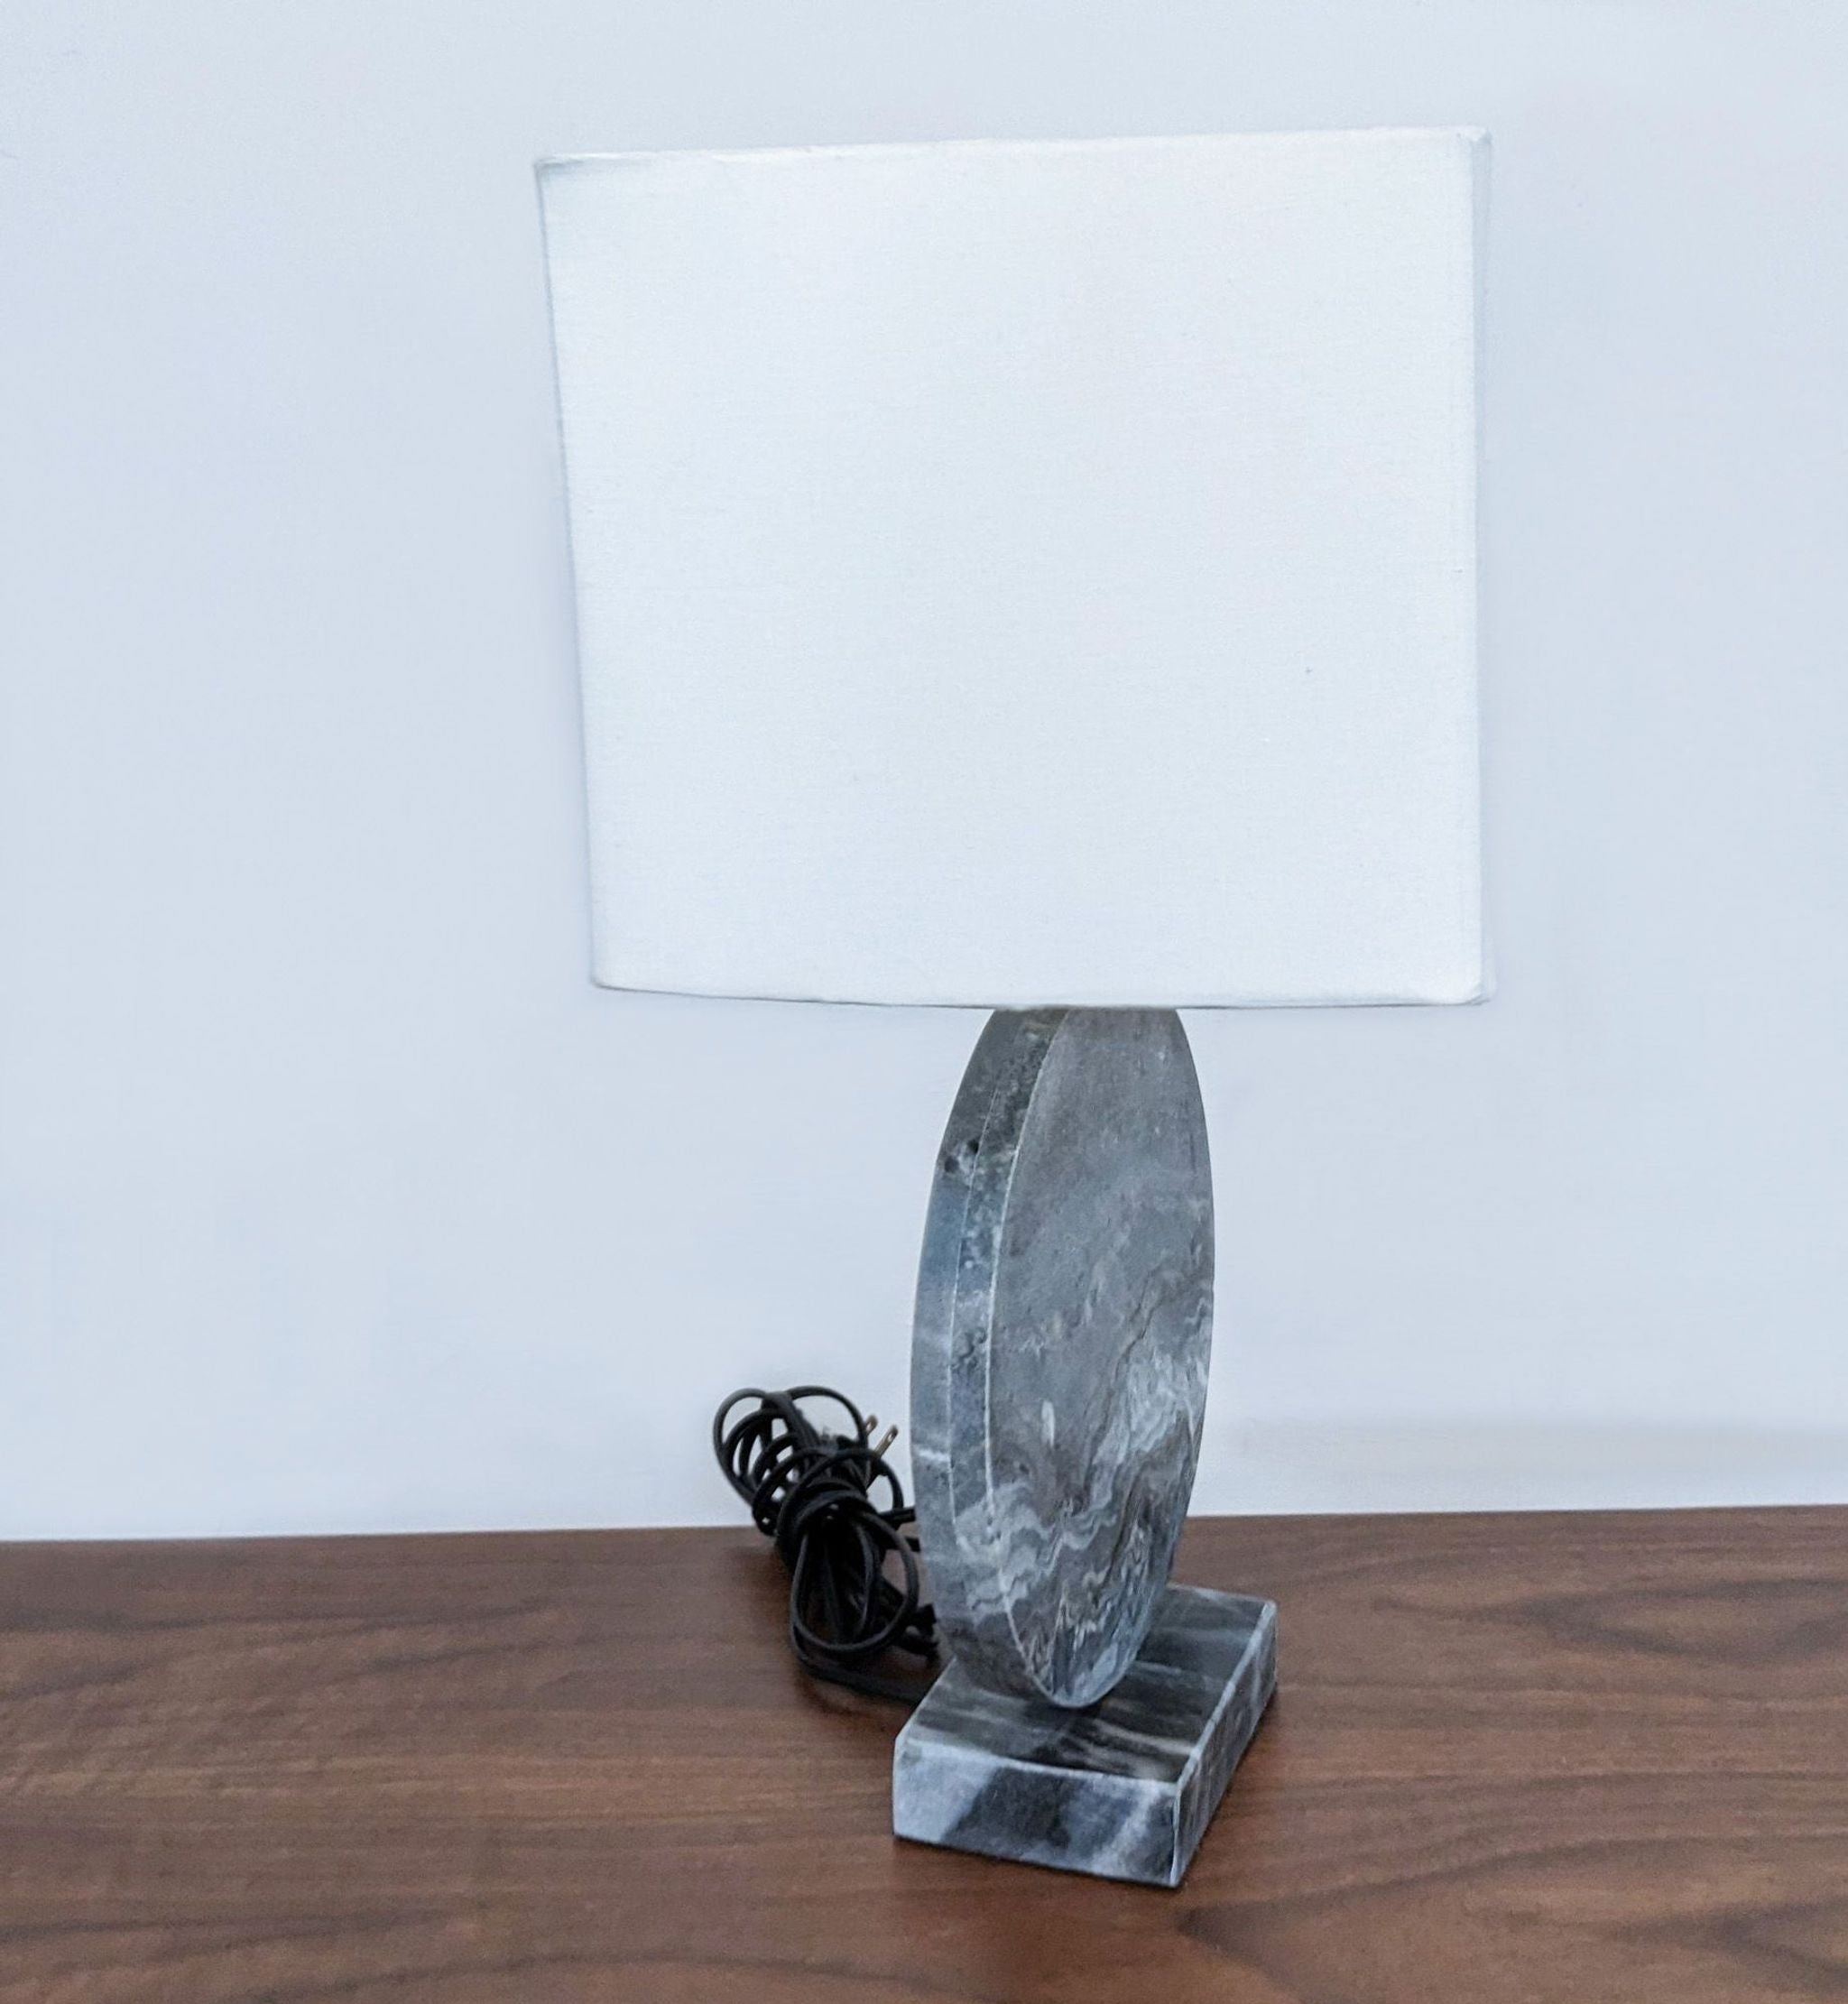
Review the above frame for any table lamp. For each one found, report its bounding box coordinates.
[539,128,1484,1887]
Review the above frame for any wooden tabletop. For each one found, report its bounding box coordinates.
[2,1507,1843,2002]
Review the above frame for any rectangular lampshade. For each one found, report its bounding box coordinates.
[540,130,1485,1008]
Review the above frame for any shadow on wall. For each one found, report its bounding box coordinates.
[1198,1422,1848,1515]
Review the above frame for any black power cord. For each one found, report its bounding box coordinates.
[712,1385,938,1703]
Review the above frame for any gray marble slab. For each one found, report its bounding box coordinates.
[892,1583,1276,1888]
[910,1009,1214,1709]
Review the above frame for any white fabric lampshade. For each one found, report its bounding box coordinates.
[540,130,1485,1008]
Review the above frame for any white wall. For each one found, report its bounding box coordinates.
[3,1,1846,1538]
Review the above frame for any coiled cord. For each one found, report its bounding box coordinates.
[712,1384,938,1702]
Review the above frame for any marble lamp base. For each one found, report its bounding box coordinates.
[902,1010,1270,1887]
[892,1585,1277,1888]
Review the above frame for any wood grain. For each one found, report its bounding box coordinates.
[2,1509,1845,2002]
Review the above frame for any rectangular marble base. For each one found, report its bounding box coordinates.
[892,1584,1277,1888]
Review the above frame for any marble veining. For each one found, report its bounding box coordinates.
[910,1009,1214,1709]
[893,1584,1277,1887]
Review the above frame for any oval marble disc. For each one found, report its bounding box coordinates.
[910,1009,1214,1709]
